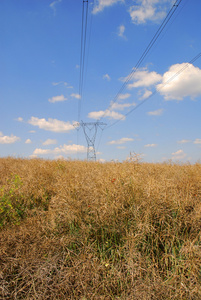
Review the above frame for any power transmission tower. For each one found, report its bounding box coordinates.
[74,121,106,161]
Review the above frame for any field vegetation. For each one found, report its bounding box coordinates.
[0,157,201,299]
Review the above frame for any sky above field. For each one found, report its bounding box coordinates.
[1,0,201,162]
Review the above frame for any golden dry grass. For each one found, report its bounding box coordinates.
[0,157,201,299]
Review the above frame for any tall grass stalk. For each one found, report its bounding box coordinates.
[0,157,200,299]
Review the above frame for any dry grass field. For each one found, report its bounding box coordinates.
[0,157,201,299]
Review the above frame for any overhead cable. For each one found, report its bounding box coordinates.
[99,0,183,121]
[105,52,201,129]
[78,0,89,122]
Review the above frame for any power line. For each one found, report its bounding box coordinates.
[98,0,183,121]
[83,1,94,96]
[105,52,201,130]
[76,0,90,160]
[78,0,89,122]
[96,126,104,154]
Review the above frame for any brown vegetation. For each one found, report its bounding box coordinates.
[0,157,201,299]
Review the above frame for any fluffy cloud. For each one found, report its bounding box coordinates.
[127,68,162,89]
[33,149,50,155]
[0,132,20,144]
[129,0,168,24]
[140,89,152,100]
[48,95,67,103]
[194,139,201,144]
[111,102,136,111]
[118,24,126,38]
[177,139,191,144]
[147,108,163,116]
[172,149,187,160]
[108,137,134,145]
[88,110,125,120]
[17,117,23,122]
[103,74,111,81]
[144,143,157,147]
[42,139,57,146]
[157,63,201,100]
[93,0,124,14]
[28,117,75,132]
[71,93,81,99]
[33,144,87,155]
[25,139,32,144]
[117,93,131,100]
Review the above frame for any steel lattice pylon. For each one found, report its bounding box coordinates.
[74,121,106,161]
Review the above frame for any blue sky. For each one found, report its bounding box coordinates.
[1,0,201,162]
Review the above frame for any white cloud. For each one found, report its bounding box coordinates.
[97,158,106,163]
[117,146,126,149]
[93,0,124,14]
[103,74,111,81]
[50,0,62,14]
[33,149,50,155]
[25,139,32,144]
[157,63,201,100]
[117,93,131,100]
[172,149,187,160]
[0,132,20,144]
[88,110,125,120]
[48,95,67,103]
[28,117,75,132]
[33,144,87,155]
[17,117,23,122]
[118,24,126,38]
[111,102,136,111]
[127,68,162,89]
[52,81,62,86]
[194,139,201,144]
[147,108,163,116]
[144,143,157,147]
[42,139,57,146]
[71,93,81,99]
[129,0,168,24]
[108,137,134,145]
[177,139,191,144]
[52,81,71,88]
[140,89,152,100]
[29,130,36,133]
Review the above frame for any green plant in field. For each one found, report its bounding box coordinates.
[0,174,25,227]
[89,225,124,261]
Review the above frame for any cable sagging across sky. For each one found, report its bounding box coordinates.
[78,0,89,122]
[98,0,183,121]
[105,52,201,130]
